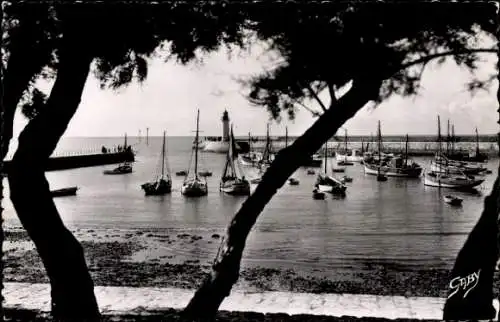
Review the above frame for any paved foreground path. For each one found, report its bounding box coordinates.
[3,283,499,320]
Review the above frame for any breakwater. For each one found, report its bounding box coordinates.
[245,140,499,156]
[2,150,135,173]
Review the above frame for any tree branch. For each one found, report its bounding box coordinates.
[398,47,497,71]
[304,82,328,112]
[327,82,337,106]
[293,100,322,117]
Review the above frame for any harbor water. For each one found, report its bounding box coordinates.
[3,136,499,274]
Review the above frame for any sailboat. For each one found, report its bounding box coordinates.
[336,129,360,164]
[239,132,259,166]
[447,126,488,163]
[315,140,347,194]
[257,123,274,171]
[181,110,208,197]
[363,121,387,181]
[425,116,484,189]
[430,117,486,175]
[220,125,251,196]
[364,132,422,178]
[103,133,133,175]
[141,131,172,196]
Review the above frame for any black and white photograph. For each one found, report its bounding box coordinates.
[0,1,499,321]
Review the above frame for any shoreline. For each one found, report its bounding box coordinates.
[4,308,442,322]
[3,228,473,299]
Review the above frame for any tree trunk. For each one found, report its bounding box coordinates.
[1,48,50,161]
[442,165,500,320]
[0,68,5,318]
[2,9,55,161]
[7,40,99,320]
[183,81,376,320]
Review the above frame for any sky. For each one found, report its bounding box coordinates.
[11,37,499,138]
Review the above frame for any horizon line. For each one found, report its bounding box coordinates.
[63,133,500,138]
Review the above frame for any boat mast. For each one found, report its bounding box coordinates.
[161,131,166,178]
[344,129,348,161]
[405,134,409,167]
[475,127,480,156]
[446,119,450,156]
[451,124,455,154]
[146,128,149,146]
[248,132,252,152]
[437,115,442,155]
[124,132,127,148]
[377,121,382,176]
[324,141,328,174]
[194,110,200,179]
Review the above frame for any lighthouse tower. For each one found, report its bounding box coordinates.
[222,110,230,142]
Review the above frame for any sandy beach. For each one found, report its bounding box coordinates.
[4,227,481,299]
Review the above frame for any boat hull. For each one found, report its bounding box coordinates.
[316,175,347,194]
[181,180,208,196]
[335,155,363,163]
[430,162,485,175]
[103,164,132,175]
[51,187,78,197]
[423,172,484,189]
[363,163,422,178]
[142,180,172,196]
[443,195,463,205]
[103,169,132,175]
[239,154,259,167]
[220,181,250,195]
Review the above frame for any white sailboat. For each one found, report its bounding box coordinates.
[363,121,387,181]
[424,170,484,189]
[424,116,484,190]
[181,110,208,197]
[220,125,251,196]
[364,133,422,178]
[336,129,360,164]
[315,140,347,195]
[141,131,172,196]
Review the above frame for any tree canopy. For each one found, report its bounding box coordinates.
[242,2,497,119]
[1,1,498,321]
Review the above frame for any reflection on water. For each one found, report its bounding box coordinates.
[2,137,498,272]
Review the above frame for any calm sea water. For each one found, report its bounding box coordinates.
[3,136,499,272]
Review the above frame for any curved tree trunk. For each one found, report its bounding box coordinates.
[183,81,376,320]
[2,13,54,161]
[7,39,99,320]
[0,69,5,318]
[1,49,50,161]
[442,167,500,320]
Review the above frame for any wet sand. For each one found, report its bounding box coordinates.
[4,308,441,322]
[3,227,476,299]
[6,308,444,322]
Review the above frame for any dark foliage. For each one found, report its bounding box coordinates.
[243,2,497,118]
